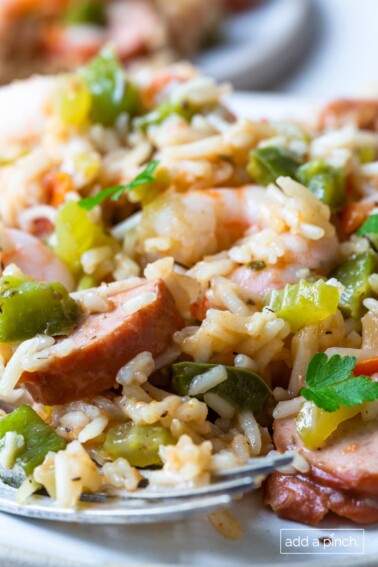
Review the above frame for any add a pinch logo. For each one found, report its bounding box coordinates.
[280,529,365,555]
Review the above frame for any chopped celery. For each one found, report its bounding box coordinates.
[64,0,107,26]
[247,147,300,186]
[77,275,96,291]
[0,406,66,488]
[55,75,92,127]
[266,279,339,332]
[0,275,81,343]
[100,423,175,468]
[171,362,272,423]
[54,202,115,278]
[80,47,140,126]
[296,400,361,449]
[296,160,345,211]
[134,100,199,131]
[358,146,376,164]
[331,250,377,319]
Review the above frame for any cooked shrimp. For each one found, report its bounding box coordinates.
[231,233,340,301]
[0,76,53,145]
[137,186,266,266]
[137,180,339,271]
[1,228,75,291]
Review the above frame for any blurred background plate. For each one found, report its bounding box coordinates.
[196,0,313,89]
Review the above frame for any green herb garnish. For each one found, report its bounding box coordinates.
[79,160,160,211]
[301,353,378,412]
[357,214,378,237]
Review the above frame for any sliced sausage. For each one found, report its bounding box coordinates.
[273,416,378,496]
[21,280,183,405]
[265,473,378,526]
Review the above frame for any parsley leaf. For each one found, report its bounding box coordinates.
[79,160,160,211]
[301,352,378,412]
[356,214,378,236]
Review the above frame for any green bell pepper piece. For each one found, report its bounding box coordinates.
[296,159,346,211]
[331,250,377,319]
[0,275,81,343]
[80,47,140,126]
[100,423,175,468]
[65,0,107,26]
[265,279,340,332]
[0,406,66,488]
[171,362,272,424]
[247,146,300,186]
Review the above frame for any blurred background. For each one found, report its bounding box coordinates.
[0,0,376,98]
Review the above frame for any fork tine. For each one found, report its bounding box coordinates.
[0,484,238,524]
[0,452,294,524]
[214,453,294,479]
[94,453,292,501]
[100,474,260,501]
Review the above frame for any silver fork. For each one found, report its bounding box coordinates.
[0,453,292,524]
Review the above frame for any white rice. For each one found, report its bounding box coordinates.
[81,245,114,276]
[237,410,261,456]
[70,277,144,301]
[188,365,227,396]
[363,297,378,313]
[203,393,235,419]
[0,432,24,469]
[170,77,230,106]
[272,397,304,420]
[123,291,157,316]
[325,347,378,360]
[116,352,155,387]
[77,415,109,443]
[102,458,142,491]
[272,449,310,474]
[311,125,378,158]
[110,212,143,240]
[0,335,55,395]
[360,161,378,176]
[208,510,243,540]
[234,354,258,371]
[153,346,181,371]
[78,290,113,314]
[22,338,75,373]
[209,277,252,316]
[60,411,90,429]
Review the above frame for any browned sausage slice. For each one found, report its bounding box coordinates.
[265,472,378,526]
[273,416,378,496]
[20,280,183,405]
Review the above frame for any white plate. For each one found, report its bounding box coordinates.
[196,0,313,89]
[1,93,377,567]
